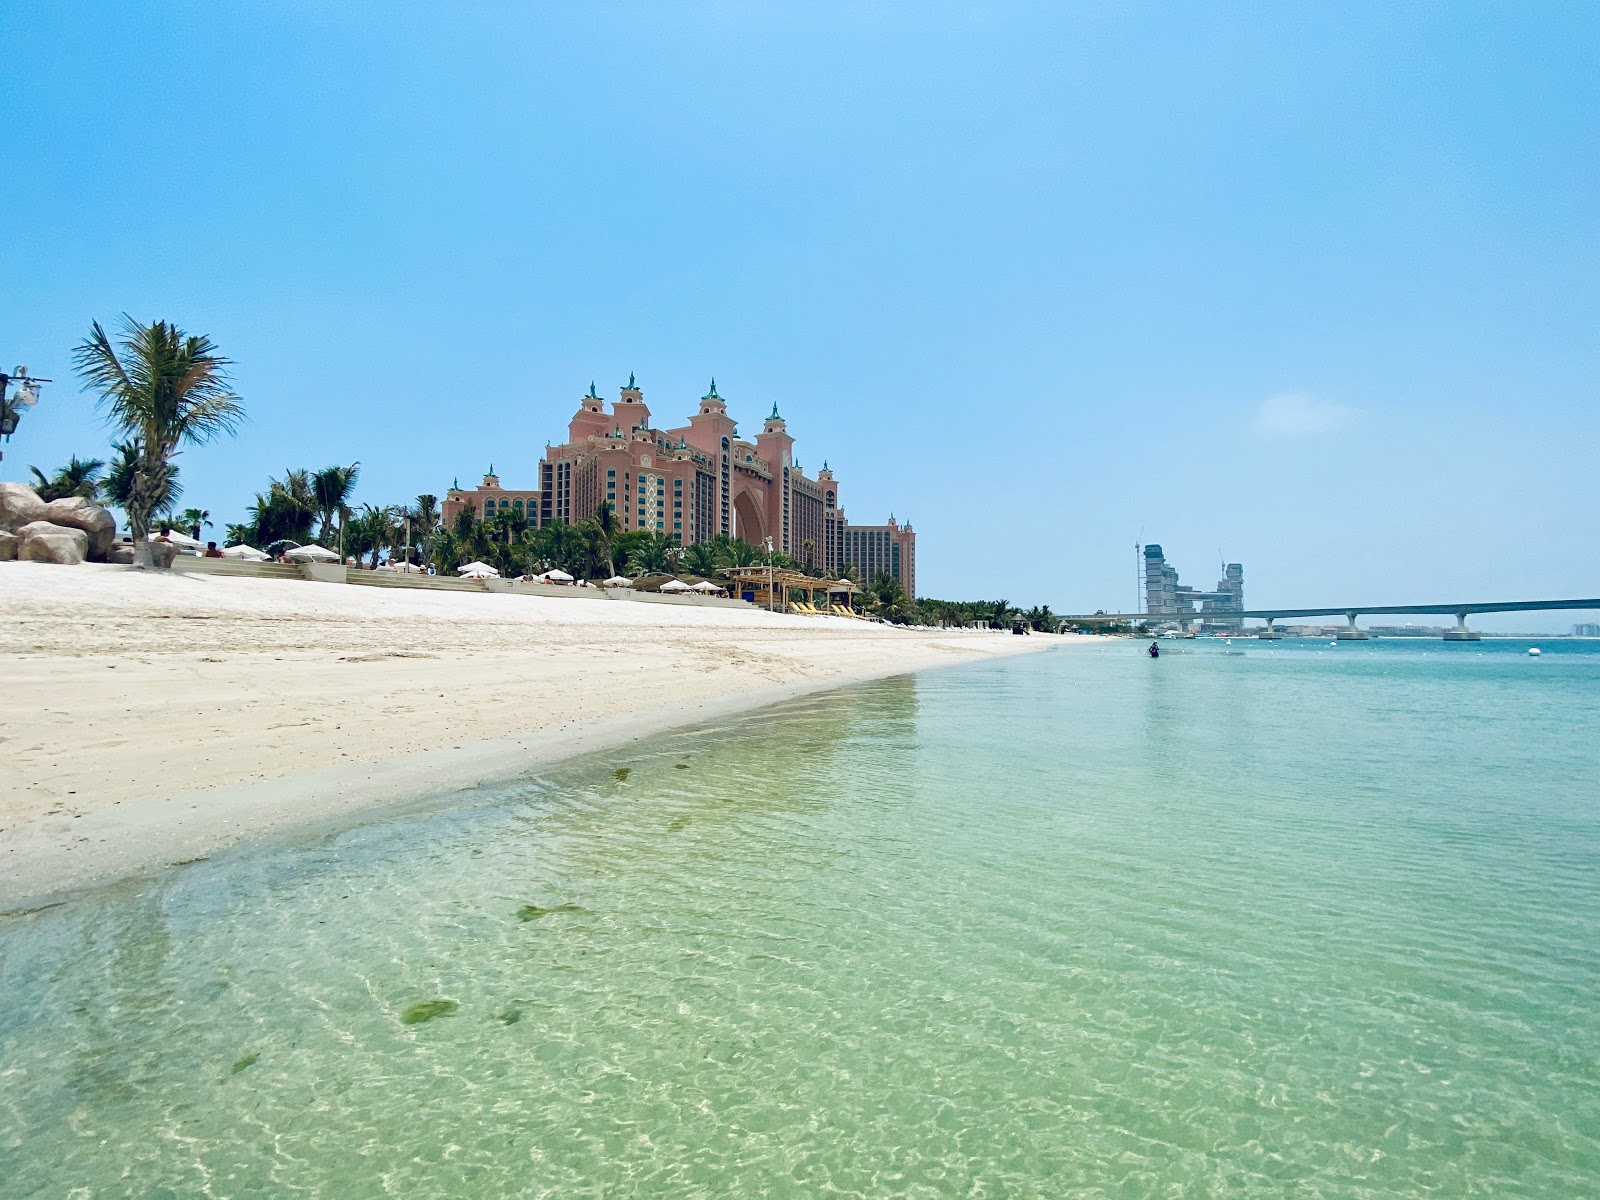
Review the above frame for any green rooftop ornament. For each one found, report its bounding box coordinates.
[587,381,598,398]
[627,371,636,389]
[770,402,781,419]
[706,378,720,399]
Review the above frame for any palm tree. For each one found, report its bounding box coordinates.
[73,315,244,565]
[427,527,463,574]
[103,440,181,518]
[411,494,439,538]
[177,507,212,539]
[312,462,361,548]
[867,572,909,623]
[533,519,584,575]
[590,502,617,576]
[28,455,107,502]
[624,531,674,576]
[682,541,719,578]
[715,535,762,569]
[356,503,403,568]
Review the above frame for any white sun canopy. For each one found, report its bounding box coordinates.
[285,543,339,562]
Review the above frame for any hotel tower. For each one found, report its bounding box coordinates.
[442,378,916,597]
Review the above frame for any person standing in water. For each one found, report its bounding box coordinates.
[1149,641,1160,658]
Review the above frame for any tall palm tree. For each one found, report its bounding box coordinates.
[357,503,403,568]
[312,462,361,547]
[411,494,439,538]
[177,507,212,539]
[590,502,618,576]
[28,455,107,502]
[103,440,181,518]
[73,315,244,564]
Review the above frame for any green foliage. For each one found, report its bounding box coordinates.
[177,507,212,539]
[73,315,243,541]
[27,455,106,502]
[622,530,676,576]
[241,469,316,548]
[104,439,181,517]
[864,572,912,623]
[311,462,361,545]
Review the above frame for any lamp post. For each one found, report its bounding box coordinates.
[0,365,50,463]
[764,535,775,612]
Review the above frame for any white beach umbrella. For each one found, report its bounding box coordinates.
[161,529,205,549]
[659,578,692,593]
[541,568,575,582]
[603,575,633,587]
[456,561,499,576]
[220,544,269,560]
[460,566,496,579]
[689,580,722,593]
[285,543,339,562]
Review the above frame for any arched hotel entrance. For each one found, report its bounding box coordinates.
[732,489,767,546]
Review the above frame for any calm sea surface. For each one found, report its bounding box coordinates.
[3,638,1598,1198]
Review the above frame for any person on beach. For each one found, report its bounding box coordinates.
[203,541,223,557]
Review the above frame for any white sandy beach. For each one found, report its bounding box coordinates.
[0,563,1072,905]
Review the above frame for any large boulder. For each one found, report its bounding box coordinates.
[0,531,17,561]
[42,496,118,561]
[147,540,179,569]
[0,482,51,532]
[110,542,136,565]
[17,520,88,565]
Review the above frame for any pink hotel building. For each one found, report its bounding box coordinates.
[442,378,916,597]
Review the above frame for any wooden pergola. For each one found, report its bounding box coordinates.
[722,566,860,613]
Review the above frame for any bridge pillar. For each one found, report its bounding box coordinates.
[1336,611,1371,641]
[1443,611,1481,642]
[1258,617,1284,640]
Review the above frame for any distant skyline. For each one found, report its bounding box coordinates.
[3,2,1596,629]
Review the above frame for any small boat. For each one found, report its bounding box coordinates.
[1528,647,1542,656]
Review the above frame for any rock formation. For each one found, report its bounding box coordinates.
[0,481,51,531]
[0,482,119,562]
[42,496,118,561]
[17,520,89,565]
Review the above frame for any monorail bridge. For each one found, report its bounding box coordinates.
[1057,598,1600,641]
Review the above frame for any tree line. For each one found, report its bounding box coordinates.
[32,313,1072,627]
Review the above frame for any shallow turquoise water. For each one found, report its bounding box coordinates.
[2,639,1597,1198]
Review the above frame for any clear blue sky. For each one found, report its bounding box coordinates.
[3,2,1596,629]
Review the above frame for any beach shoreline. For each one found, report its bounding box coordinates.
[1,562,1078,908]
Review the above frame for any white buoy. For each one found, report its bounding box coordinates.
[1528,647,1541,656]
